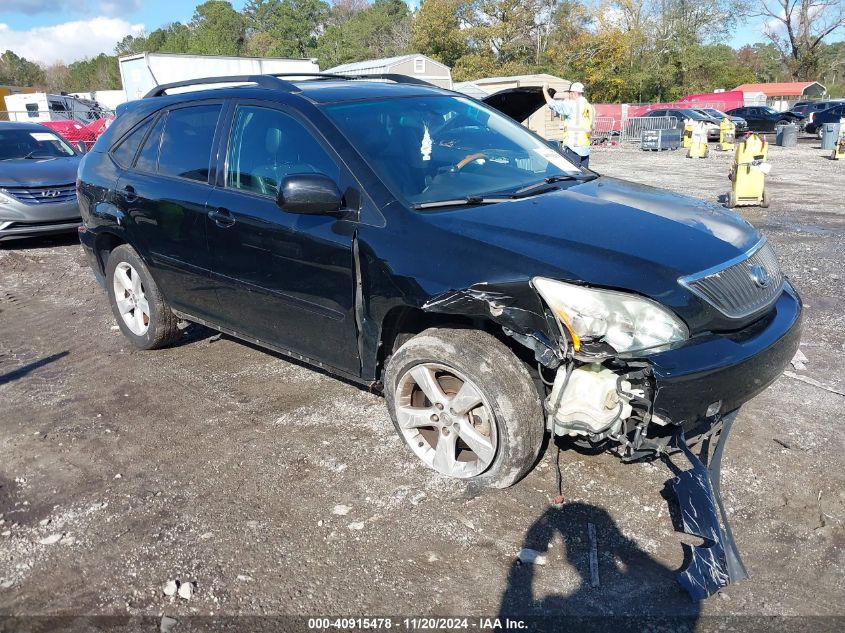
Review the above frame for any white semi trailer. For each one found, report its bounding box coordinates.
[118,53,321,101]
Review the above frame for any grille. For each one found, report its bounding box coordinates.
[680,240,784,319]
[1,184,77,205]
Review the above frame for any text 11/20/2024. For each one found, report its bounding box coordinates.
[307,618,528,630]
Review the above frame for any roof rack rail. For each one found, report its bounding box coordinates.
[142,71,436,99]
[263,72,436,87]
[143,74,300,99]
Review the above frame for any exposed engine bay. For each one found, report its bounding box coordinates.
[542,359,674,462]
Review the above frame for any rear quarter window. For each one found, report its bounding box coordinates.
[135,115,166,173]
[111,116,155,168]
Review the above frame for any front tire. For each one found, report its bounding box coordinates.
[106,244,180,350]
[385,328,544,489]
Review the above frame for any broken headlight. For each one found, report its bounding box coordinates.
[532,277,688,354]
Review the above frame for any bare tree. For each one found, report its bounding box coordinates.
[750,0,845,78]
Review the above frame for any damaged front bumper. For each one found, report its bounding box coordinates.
[546,283,802,454]
[541,286,800,598]
[668,413,748,599]
[647,285,802,430]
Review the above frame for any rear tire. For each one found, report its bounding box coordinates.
[106,244,180,350]
[761,189,770,208]
[385,328,544,489]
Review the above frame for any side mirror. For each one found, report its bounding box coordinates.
[276,173,343,215]
[74,141,88,154]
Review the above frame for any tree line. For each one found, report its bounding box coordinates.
[2,0,843,103]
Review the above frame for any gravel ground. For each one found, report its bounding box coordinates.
[1,137,843,630]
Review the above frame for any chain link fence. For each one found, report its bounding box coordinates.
[619,116,679,143]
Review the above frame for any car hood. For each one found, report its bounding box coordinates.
[0,156,81,187]
[418,176,761,331]
[481,86,552,123]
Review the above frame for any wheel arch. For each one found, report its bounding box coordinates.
[93,230,128,276]
[373,281,564,384]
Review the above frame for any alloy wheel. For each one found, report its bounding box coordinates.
[395,363,498,478]
[113,262,150,336]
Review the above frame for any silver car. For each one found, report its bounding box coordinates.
[0,121,83,241]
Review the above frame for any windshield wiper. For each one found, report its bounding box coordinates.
[510,174,579,198]
[413,196,512,210]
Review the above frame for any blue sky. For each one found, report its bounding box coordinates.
[0,0,831,66]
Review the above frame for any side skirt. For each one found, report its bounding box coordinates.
[171,309,373,390]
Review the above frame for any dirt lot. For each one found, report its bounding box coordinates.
[1,137,844,629]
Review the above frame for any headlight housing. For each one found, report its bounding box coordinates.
[533,277,688,354]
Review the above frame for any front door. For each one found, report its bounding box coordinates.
[115,102,223,319]
[205,103,359,374]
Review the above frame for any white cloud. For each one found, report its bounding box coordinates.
[0,17,145,65]
[2,0,142,15]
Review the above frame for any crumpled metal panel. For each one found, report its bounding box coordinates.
[669,413,748,600]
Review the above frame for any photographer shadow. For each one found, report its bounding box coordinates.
[497,502,700,628]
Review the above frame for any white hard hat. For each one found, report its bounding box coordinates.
[569,82,585,93]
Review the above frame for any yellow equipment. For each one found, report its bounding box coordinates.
[682,119,694,149]
[727,133,770,208]
[687,121,709,158]
[718,118,736,151]
[832,119,845,160]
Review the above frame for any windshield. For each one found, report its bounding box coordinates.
[323,95,584,206]
[761,107,779,115]
[683,110,711,121]
[0,128,76,160]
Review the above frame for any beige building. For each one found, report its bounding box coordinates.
[324,54,452,89]
[454,74,572,140]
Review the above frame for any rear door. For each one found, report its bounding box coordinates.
[205,101,360,374]
[114,101,224,319]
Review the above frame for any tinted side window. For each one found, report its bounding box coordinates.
[135,114,166,173]
[157,104,221,182]
[225,105,339,197]
[111,117,155,168]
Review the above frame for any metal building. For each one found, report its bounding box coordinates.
[324,55,452,89]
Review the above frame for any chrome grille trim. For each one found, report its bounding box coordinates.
[679,239,784,319]
[1,184,77,205]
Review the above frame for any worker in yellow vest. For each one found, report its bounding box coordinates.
[543,81,595,168]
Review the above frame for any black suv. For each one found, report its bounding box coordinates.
[78,74,801,478]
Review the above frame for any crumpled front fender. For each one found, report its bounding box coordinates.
[421,281,563,367]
